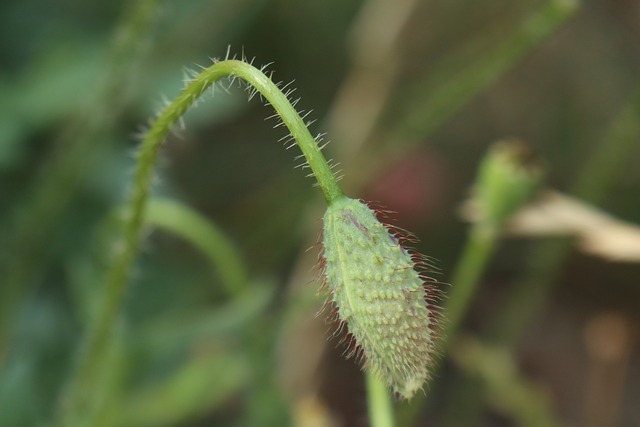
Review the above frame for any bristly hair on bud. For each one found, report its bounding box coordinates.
[321,196,442,399]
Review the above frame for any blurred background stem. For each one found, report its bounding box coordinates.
[143,198,249,297]
[346,0,580,191]
[394,0,579,140]
[442,85,640,426]
[398,141,541,426]
[445,228,497,344]
[489,85,640,346]
[0,0,162,351]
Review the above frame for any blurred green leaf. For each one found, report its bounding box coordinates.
[111,349,249,427]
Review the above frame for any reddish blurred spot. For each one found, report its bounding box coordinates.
[366,148,448,228]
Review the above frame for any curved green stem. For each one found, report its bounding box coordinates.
[54,59,343,426]
[145,60,343,205]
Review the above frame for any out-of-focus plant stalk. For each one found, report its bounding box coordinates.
[395,0,579,140]
[0,0,162,349]
[397,142,541,427]
[445,86,640,427]
[348,0,579,192]
[487,86,640,345]
[143,198,249,297]
[447,141,541,350]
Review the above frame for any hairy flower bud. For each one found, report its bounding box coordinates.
[321,197,439,399]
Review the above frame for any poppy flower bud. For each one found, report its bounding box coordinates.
[322,197,439,399]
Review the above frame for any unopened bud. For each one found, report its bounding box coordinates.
[322,197,439,399]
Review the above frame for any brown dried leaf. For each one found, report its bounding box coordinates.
[505,191,640,262]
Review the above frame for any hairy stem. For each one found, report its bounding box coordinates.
[53,59,342,426]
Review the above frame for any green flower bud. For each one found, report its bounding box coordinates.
[475,141,542,234]
[321,197,439,399]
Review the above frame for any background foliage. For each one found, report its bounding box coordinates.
[1,0,639,426]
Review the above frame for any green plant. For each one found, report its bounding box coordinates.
[53,58,440,427]
[5,1,637,425]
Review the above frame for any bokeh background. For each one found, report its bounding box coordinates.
[1,0,639,426]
